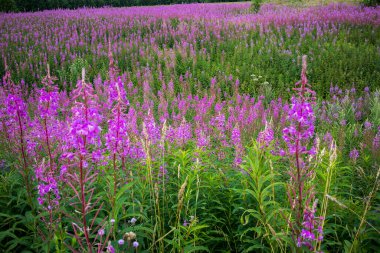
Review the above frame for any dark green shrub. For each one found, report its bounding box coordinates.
[362,0,380,6]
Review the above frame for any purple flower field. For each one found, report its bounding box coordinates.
[0,2,379,253]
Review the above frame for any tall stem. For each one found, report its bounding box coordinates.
[295,124,303,233]
[16,110,33,208]
[44,117,54,172]
[112,104,121,209]
[80,80,92,252]
[80,155,92,252]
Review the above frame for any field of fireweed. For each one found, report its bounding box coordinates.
[0,2,379,253]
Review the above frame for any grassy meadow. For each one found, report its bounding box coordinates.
[0,1,379,252]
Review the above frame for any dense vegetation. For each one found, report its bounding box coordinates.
[1,4,379,98]
[0,2,379,253]
[1,0,380,13]
[0,0,242,12]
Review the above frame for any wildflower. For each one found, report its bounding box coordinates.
[130,217,137,225]
[118,239,124,245]
[133,241,139,248]
[183,220,189,226]
[282,96,315,156]
[66,75,102,155]
[282,55,322,248]
[364,121,372,130]
[110,219,115,224]
[35,160,60,207]
[37,88,59,119]
[143,111,160,142]
[373,131,380,150]
[175,118,192,145]
[297,200,324,251]
[323,132,333,147]
[98,228,105,236]
[349,148,359,162]
[257,121,274,148]
[195,128,209,148]
[105,77,130,156]
[231,125,241,147]
[106,241,115,253]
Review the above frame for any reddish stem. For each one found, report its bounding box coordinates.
[80,83,93,252]
[16,109,33,207]
[113,104,121,207]
[80,155,92,252]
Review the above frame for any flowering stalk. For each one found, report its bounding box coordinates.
[3,69,34,208]
[105,44,130,213]
[64,69,103,252]
[33,65,62,251]
[106,78,129,211]
[282,55,323,250]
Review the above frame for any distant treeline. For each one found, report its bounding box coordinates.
[0,0,244,12]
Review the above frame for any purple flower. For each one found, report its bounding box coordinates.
[130,217,137,225]
[373,132,380,150]
[106,242,115,253]
[35,161,60,208]
[301,229,315,240]
[142,111,160,142]
[66,80,102,154]
[231,125,241,147]
[349,148,359,161]
[105,106,129,155]
[257,122,274,148]
[364,121,372,130]
[195,127,209,148]
[37,88,59,119]
[323,132,333,147]
[297,200,324,250]
[118,239,124,245]
[133,241,139,248]
[282,97,315,156]
[175,119,192,145]
[98,229,105,236]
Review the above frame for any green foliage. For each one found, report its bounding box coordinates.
[361,0,380,6]
[0,169,38,252]
[238,144,289,252]
[0,0,18,12]
[0,130,379,252]
[251,0,263,13]
[68,57,88,91]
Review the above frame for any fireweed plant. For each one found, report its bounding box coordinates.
[61,69,109,252]
[0,2,380,253]
[281,55,323,251]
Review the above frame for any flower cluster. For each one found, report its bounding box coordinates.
[105,78,130,156]
[37,88,59,119]
[297,200,324,251]
[349,148,359,162]
[35,161,60,208]
[282,97,315,156]
[66,76,102,155]
[257,121,274,148]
